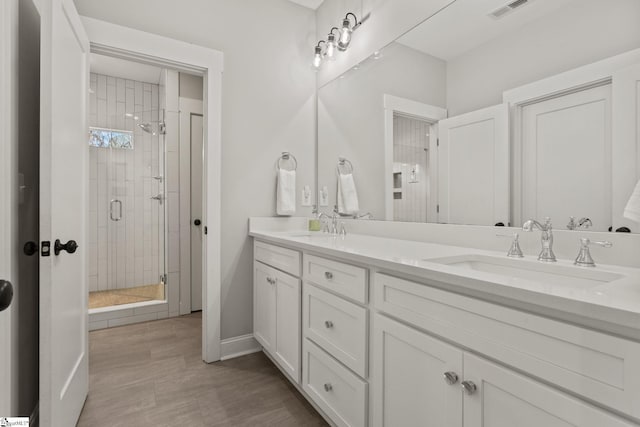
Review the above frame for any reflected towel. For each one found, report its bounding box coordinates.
[624,179,640,222]
[338,173,359,215]
[277,169,296,216]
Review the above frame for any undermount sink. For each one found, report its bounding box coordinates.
[427,254,624,289]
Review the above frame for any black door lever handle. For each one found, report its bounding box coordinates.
[0,280,13,312]
[54,239,78,256]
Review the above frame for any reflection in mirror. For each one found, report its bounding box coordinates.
[317,0,640,233]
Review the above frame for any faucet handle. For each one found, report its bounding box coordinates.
[339,222,347,237]
[497,233,524,258]
[574,238,612,267]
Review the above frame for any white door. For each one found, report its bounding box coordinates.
[372,314,463,427]
[190,107,204,311]
[39,0,90,425]
[463,353,636,427]
[437,104,509,226]
[253,261,276,351]
[274,270,301,383]
[0,0,19,416]
[521,84,612,231]
[178,98,204,312]
[613,64,640,232]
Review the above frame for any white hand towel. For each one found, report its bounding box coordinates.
[624,179,640,222]
[337,173,359,215]
[277,169,296,216]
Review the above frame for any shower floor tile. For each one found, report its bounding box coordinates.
[89,283,164,309]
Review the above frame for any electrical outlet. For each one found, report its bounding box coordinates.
[320,186,329,207]
[301,185,312,207]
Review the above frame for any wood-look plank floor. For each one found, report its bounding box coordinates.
[77,313,328,427]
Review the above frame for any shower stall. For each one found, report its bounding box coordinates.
[88,73,167,310]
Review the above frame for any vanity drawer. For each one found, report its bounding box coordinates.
[303,339,367,427]
[373,272,640,420]
[303,283,367,377]
[254,240,301,277]
[303,254,367,304]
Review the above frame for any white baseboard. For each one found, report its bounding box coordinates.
[220,334,261,361]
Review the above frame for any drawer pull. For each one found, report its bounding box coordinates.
[324,383,333,392]
[461,381,477,395]
[324,320,334,329]
[324,271,334,280]
[443,371,459,385]
[266,277,276,285]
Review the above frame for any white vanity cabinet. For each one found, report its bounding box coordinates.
[253,242,301,383]
[372,314,463,427]
[252,235,640,427]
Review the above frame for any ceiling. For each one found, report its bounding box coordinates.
[89,54,163,84]
[287,0,325,10]
[397,0,577,61]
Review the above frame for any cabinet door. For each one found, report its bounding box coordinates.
[274,270,301,383]
[254,261,276,352]
[372,314,463,427]
[463,353,638,427]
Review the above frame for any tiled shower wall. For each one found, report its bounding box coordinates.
[88,73,164,293]
[393,114,431,223]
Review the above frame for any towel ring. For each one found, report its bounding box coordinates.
[277,152,297,171]
[336,157,353,175]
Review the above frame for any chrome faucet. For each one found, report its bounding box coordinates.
[566,216,592,230]
[317,208,339,235]
[522,217,556,262]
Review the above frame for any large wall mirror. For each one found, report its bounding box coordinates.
[317,0,640,233]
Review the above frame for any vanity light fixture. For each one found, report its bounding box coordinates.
[312,11,370,70]
[312,40,326,71]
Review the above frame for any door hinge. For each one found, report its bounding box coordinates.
[41,241,51,257]
[436,204,440,213]
[160,274,167,285]
[437,138,440,147]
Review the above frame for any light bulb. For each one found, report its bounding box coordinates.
[338,18,352,51]
[312,45,322,70]
[325,33,337,60]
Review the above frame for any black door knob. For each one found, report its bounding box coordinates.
[23,241,38,256]
[0,280,13,312]
[194,219,201,226]
[54,239,78,256]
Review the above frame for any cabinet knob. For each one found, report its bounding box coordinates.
[461,380,477,395]
[443,371,459,385]
[324,383,333,392]
[324,271,334,280]
[324,320,334,329]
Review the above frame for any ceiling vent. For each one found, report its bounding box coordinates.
[489,0,531,19]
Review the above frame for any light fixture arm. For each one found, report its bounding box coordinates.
[328,27,340,37]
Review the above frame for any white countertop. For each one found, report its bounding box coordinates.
[250,228,640,335]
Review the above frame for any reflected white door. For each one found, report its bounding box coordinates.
[613,64,640,232]
[438,104,509,226]
[39,0,89,425]
[521,84,611,231]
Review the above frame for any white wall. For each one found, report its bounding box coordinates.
[318,42,445,219]
[74,0,317,340]
[315,0,454,87]
[446,0,640,116]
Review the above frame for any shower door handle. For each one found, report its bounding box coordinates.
[110,199,122,221]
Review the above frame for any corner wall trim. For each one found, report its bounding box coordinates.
[220,334,261,361]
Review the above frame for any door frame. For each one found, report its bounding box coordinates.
[82,17,223,362]
[383,94,447,221]
[504,48,640,228]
